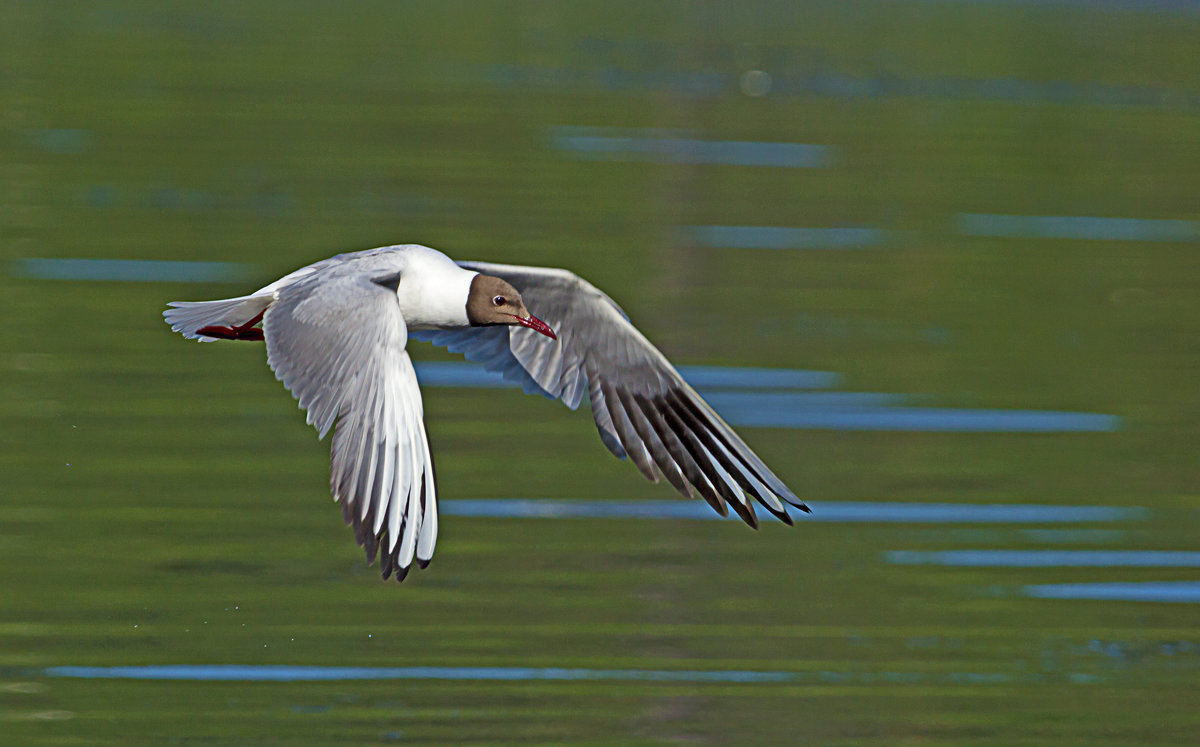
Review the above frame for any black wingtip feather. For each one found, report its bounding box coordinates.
[598,378,658,483]
[616,388,694,499]
[363,531,380,564]
[698,486,730,516]
[753,497,795,526]
[631,391,730,515]
[341,500,423,584]
[658,392,766,525]
[725,493,759,529]
[380,544,394,579]
[374,534,417,583]
[662,389,796,528]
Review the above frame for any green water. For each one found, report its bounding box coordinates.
[2,1,1199,744]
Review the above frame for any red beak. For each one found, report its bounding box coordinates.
[512,313,557,340]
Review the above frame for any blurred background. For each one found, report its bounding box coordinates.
[2,1,1198,744]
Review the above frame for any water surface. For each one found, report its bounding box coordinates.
[3,2,1197,744]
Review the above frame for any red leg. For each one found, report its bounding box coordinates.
[197,310,266,341]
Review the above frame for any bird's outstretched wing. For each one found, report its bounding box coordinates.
[413,262,807,526]
[264,260,437,580]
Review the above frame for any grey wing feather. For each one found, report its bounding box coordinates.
[263,261,436,581]
[413,261,807,526]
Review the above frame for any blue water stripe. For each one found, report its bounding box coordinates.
[702,391,907,409]
[714,405,1120,433]
[41,664,1098,685]
[439,499,1143,524]
[550,127,836,168]
[887,550,1200,567]
[688,225,888,250]
[668,365,842,390]
[957,213,1199,242]
[1023,581,1200,603]
[413,361,842,391]
[45,665,794,683]
[14,258,252,283]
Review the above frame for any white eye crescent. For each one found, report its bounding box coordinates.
[492,295,506,306]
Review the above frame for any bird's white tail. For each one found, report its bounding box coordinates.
[163,295,273,340]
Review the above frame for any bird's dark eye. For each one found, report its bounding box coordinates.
[492,295,506,306]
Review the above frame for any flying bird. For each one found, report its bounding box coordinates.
[164,244,808,581]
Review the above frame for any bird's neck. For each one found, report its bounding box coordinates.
[397,267,478,330]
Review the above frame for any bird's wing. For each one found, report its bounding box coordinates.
[263,261,436,581]
[413,262,807,526]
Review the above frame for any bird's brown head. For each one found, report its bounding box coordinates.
[465,275,557,339]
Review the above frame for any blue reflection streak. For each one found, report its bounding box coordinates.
[957,213,1200,242]
[688,225,888,250]
[550,127,836,167]
[14,258,251,283]
[712,404,1120,432]
[414,361,842,391]
[43,664,1105,686]
[28,128,91,154]
[887,550,1200,567]
[703,391,908,409]
[45,665,795,683]
[440,499,1143,524]
[1023,581,1200,604]
[670,365,842,390]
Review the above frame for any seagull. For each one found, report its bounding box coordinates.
[164,244,808,581]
